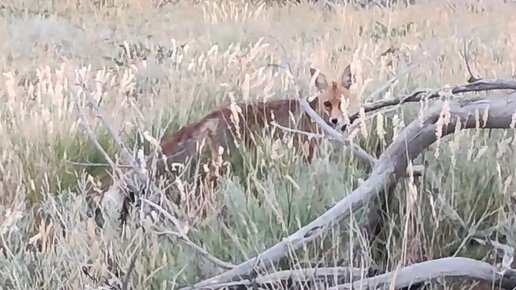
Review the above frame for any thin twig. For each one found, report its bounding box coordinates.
[75,76,136,169]
[462,39,481,83]
[72,95,115,167]
[271,121,330,140]
[75,73,151,225]
[419,165,516,261]
[71,85,128,188]
[142,199,236,270]
[66,160,134,168]
[363,62,421,103]
[121,242,141,290]
[298,97,377,168]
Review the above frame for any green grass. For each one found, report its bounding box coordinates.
[0,0,515,289]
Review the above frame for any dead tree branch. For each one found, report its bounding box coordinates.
[452,79,516,94]
[329,257,516,290]
[344,78,516,129]
[462,39,481,83]
[196,266,365,289]
[363,62,421,103]
[183,88,516,290]
[76,76,146,181]
[298,96,377,167]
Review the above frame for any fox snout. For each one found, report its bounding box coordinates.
[330,117,339,126]
[328,114,344,128]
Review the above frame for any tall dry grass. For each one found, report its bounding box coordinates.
[0,0,515,288]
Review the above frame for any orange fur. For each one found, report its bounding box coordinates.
[86,65,355,225]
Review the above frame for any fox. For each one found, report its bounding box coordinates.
[85,64,355,226]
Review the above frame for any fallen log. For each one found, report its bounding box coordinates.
[330,257,516,290]
[183,90,516,289]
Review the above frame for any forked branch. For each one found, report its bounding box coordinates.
[344,78,516,128]
[183,88,516,289]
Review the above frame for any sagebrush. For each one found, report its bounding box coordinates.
[0,0,515,289]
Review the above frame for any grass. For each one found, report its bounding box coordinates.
[0,0,516,289]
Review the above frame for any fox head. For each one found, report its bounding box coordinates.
[309,65,354,128]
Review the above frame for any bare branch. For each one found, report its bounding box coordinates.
[74,74,153,226]
[271,120,377,169]
[196,266,366,289]
[121,243,140,290]
[66,160,134,168]
[183,90,516,289]
[329,257,516,290]
[298,97,377,168]
[462,39,481,83]
[363,62,421,103]
[344,78,516,129]
[271,121,330,140]
[75,77,136,169]
[71,84,136,200]
[452,79,516,94]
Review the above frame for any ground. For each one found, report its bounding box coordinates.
[0,0,515,289]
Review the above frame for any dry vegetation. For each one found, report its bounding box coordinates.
[0,0,516,289]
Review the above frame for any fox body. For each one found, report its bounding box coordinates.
[86,65,355,225]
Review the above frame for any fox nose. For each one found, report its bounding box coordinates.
[330,118,338,125]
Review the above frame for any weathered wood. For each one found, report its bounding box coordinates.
[330,257,516,290]
[184,91,516,290]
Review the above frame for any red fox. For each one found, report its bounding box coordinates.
[86,65,355,225]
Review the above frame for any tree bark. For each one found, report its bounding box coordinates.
[330,257,516,290]
[183,91,516,290]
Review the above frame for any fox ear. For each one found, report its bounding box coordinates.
[310,67,328,91]
[341,64,353,89]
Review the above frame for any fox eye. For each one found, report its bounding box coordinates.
[323,101,331,108]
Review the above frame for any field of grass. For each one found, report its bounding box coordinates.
[0,0,516,289]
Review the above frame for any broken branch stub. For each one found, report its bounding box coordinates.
[185,91,516,289]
